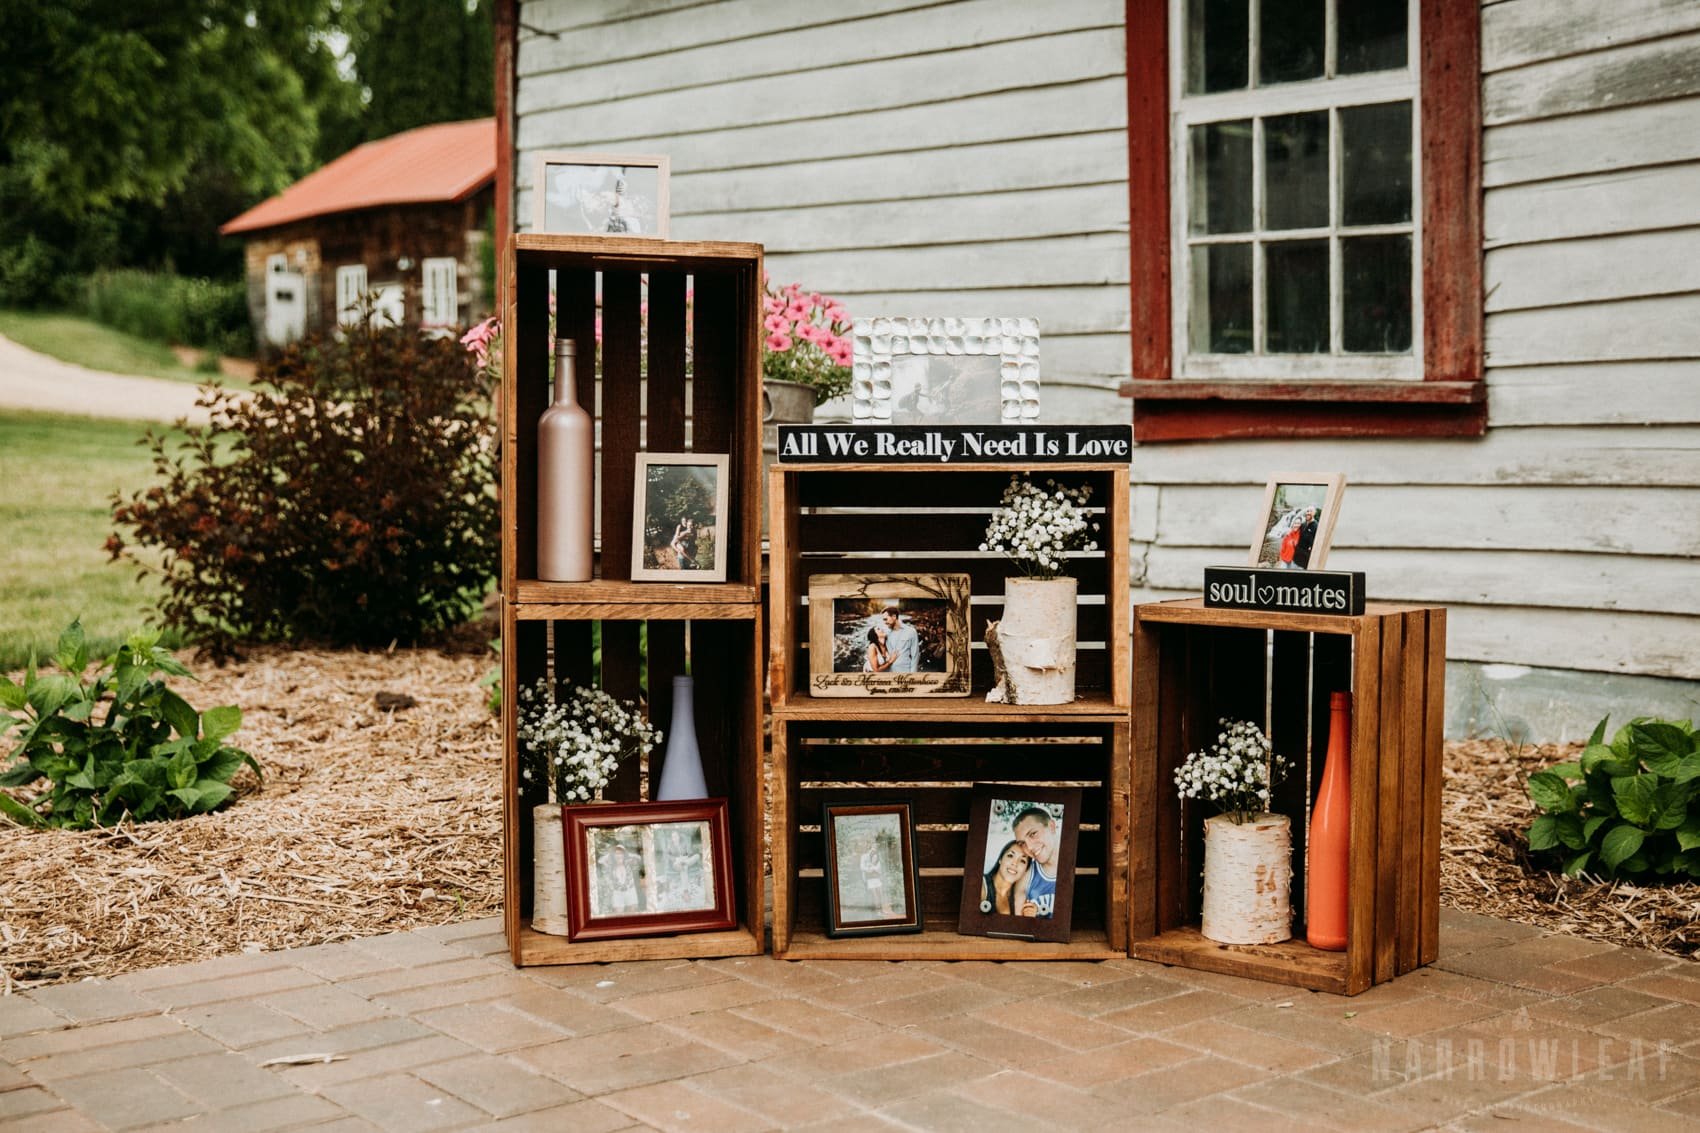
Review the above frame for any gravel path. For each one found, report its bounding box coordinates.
[0,332,212,423]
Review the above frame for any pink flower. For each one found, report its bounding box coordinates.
[825,304,849,324]
[763,296,784,315]
[764,313,788,333]
[808,292,824,308]
[595,314,603,343]
[765,331,793,353]
[785,301,810,322]
[795,322,821,345]
[784,282,803,297]
[829,341,853,367]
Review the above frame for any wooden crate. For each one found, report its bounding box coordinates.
[767,461,1132,961]
[1129,599,1446,995]
[499,235,765,966]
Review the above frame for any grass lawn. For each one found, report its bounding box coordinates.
[0,411,181,671]
[0,307,228,386]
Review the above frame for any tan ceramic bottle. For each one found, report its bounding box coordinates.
[536,339,593,581]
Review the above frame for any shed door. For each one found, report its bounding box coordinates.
[421,257,458,327]
[335,264,367,327]
[264,254,306,346]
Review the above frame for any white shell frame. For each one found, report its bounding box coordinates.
[851,316,1041,423]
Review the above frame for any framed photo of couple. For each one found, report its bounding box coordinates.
[1250,473,1346,571]
[806,573,972,697]
[632,453,730,582]
[957,784,1082,944]
[821,801,923,938]
[561,799,737,942]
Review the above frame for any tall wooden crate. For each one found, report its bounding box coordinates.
[1129,599,1446,995]
[767,461,1133,961]
[499,234,766,965]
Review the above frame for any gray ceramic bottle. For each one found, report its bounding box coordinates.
[536,339,593,581]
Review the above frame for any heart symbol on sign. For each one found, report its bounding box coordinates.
[1257,585,1276,604]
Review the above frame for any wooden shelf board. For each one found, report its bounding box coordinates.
[514,233,762,271]
[511,602,759,622]
[771,461,1127,473]
[511,922,762,967]
[1136,596,1426,635]
[776,927,1118,962]
[771,690,1128,722]
[1129,926,1352,995]
[512,580,760,605]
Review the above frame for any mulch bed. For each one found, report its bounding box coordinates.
[3,649,1694,989]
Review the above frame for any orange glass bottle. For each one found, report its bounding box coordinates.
[1307,691,1351,951]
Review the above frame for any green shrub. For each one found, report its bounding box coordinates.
[0,621,260,830]
[81,269,250,353]
[108,316,498,657]
[1526,715,1700,879]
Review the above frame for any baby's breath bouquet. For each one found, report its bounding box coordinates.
[980,476,1100,579]
[516,679,661,803]
[1173,718,1289,824]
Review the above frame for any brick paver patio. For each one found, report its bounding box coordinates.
[4,909,1699,1131]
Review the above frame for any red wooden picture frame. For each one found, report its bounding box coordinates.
[562,798,737,942]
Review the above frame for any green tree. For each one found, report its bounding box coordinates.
[345,0,493,144]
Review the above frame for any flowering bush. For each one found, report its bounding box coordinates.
[516,678,661,804]
[1173,718,1289,824]
[980,476,1100,579]
[762,278,852,401]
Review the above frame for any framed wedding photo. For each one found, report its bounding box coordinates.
[821,801,923,938]
[806,573,971,697]
[1249,473,1347,571]
[957,784,1081,944]
[632,453,730,582]
[533,152,670,237]
[562,798,736,942]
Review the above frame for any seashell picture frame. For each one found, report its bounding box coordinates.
[850,316,1041,424]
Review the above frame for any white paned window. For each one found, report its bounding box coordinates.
[335,264,367,327]
[421,257,459,327]
[1172,0,1420,379]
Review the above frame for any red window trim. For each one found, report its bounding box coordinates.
[1123,0,1484,442]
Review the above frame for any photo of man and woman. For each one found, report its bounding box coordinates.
[584,820,716,919]
[634,455,727,581]
[831,812,907,924]
[1256,483,1328,570]
[977,799,1065,919]
[540,161,664,236]
[831,598,949,674]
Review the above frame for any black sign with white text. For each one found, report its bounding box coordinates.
[1203,566,1367,616]
[775,425,1133,464]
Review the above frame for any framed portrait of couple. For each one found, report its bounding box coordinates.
[632,453,730,582]
[957,784,1082,944]
[1250,473,1347,571]
[561,799,736,942]
[806,573,972,697]
[821,801,923,938]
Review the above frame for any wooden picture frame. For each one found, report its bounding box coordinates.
[1249,473,1347,571]
[632,453,730,582]
[806,573,972,697]
[957,784,1082,944]
[821,801,923,938]
[532,151,670,237]
[562,798,737,942]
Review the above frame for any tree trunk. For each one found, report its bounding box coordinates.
[1201,813,1293,945]
[985,576,1077,705]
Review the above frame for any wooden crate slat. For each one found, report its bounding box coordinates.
[792,828,1110,874]
[795,742,1108,782]
[796,468,1111,508]
[1105,718,1132,951]
[794,785,1108,830]
[1421,608,1447,966]
[799,512,1010,552]
[794,555,1112,596]
[794,869,1106,928]
[689,619,749,802]
[551,620,595,690]
[1130,618,1161,939]
[781,928,1120,963]
[771,721,798,955]
[507,259,553,587]
[599,271,643,584]
[1268,629,1313,937]
[1374,614,1405,986]
[1347,617,1383,996]
[1155,623,1190,933]
[690,273,735,456]
[646,271,688,446]
[600,620,644,801]
[1397,610,1428,976]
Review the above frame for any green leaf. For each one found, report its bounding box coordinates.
[167,746,197,791]
[1671,753,1700,785]
[1546,762,1582,781]
[26,674,80,720]
[1631,721,1698,777]
[1555,814,1586,851]
[53,619,87,676]
[1680,818,1700,852]
[1583,815,1611,844]
[0,793,44,827]
[1587,715,1610,747]
[114,660,148,707]
[0,676,25,711]
[197,746,247,783]
[1562,849,1592,876]
[1527,771,1576,814]
[187,780,232,812]
[1614,775,1660,827]
[1528,814,1561,851]
[1582,744,1637,779]
[199,705,241,744]
[0,760,41,787]
[65,752,98,791]
[159,689,198,740]
[1601,824,1647,870]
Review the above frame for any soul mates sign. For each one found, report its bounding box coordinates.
[1203,567,1367,616]
[775,425,1132,464]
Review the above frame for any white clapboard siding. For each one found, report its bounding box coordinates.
[520,27,1125,142]
[520,0,1122,99]
[1486,229,1700,312]
[1484,28,1700,125]
[1484,163,1700,247]
[1484,95,1700,188]
[1482,0,1700,73]
[769,235,1128,295]
[1486,294,1700,367]
[1144,546,1700,617]
[1487,362,1700,427]
[1128,426,1700,487]
[816,285,1130,336]
[1151,485,1700,557]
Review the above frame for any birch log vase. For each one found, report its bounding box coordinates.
[531,804,570,936]
[1200,813,1293,945]
[985,576,1077,705]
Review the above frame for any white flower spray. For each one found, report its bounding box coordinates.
[516,679,662,804]
[1173,718,1289,824]
[980,475,1100,579]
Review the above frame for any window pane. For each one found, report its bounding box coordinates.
[1264,112,1328,230]
[1189,121,1253,234]
[1259,0,1324,85]
[1186,0,1250,93]
[1190,243,1253,353]
[1343,235,1412,353]
[1266,239,1329,353]
[1339,0,1408,74]
[1341,101,1413,225]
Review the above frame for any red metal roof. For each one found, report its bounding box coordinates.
[220,118,495,236]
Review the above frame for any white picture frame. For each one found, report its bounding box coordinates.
[1249,473,1347,570]
[533,151,670,238]
[850,317,1041,424]
[631,453,730,582]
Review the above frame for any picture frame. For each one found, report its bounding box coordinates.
[1249,473,1347,571]
[562,798,736,942]
[957,784,1082,944]
[532,151,670,238]
[821,801,923,938]
[850,317,1041,425]
[806,573,972,697]
[632,453,731,582]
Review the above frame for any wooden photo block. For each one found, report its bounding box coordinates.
[806,573,971,697]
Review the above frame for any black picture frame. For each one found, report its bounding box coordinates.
[821,801,923,938]
[957,784,1082,944]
